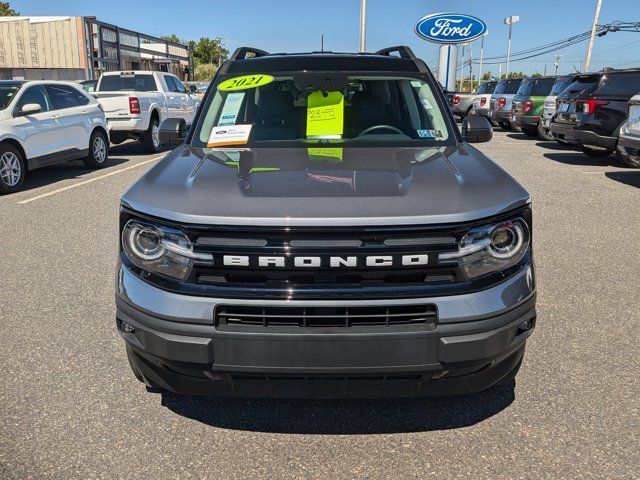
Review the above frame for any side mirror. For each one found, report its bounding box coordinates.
[462,114,493,143]
[159,118,187,146]
[19,103,42,116]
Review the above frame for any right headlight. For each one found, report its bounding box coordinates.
[122,220,211,280]
[439,218,530,279]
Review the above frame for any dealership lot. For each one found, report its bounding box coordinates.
[0,132,638,479]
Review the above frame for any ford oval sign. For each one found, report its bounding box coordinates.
[415,13,487,44]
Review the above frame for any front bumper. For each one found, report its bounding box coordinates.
[116,264,536,398]
[550,122,617,150]
[617,133,640,157]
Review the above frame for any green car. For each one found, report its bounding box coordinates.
[510,76,557,138]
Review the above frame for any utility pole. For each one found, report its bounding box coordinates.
[215,36,224,68]
[469,45,473,92]
[478,32,487,83]
[543,64,547,76]
[321,34,324,52]
[359,0,367,52]
[498,63,503,80]
[553,54,562,75]
[458,44,466,91]
[504,16,520,78]
[584,0,603,72]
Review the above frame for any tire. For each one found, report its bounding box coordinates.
[522,126,538,137]
[83,130,109,169]
[537,122,554,141]
[499,121,512,131]
[582,146,613,158]
[616,148,640,168]
[0,143,26,194]
[142,116,161,153]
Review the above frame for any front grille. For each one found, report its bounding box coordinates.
[215,304,437,329]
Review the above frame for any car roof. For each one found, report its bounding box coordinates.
[220,46,428,75]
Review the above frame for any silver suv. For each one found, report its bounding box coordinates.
[488,78,523,130]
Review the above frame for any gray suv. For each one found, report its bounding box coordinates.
[116,46,536,398]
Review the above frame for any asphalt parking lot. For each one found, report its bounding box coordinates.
[1,132,638,479]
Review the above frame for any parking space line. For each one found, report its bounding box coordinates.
[17,155,164,205]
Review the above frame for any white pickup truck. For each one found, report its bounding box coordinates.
[93,71,199,152]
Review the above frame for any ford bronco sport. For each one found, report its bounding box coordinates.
[116,46,536,398]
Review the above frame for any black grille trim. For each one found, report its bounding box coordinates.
[215,304,437,329]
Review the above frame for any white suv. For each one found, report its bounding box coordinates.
[0,80,109,194]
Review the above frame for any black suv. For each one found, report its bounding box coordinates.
[117,46,535,398]
[550,68,640,157]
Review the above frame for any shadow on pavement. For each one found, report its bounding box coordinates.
[506,133,530,141]
[605,171,640,189]
[18,158,129,193]
[535,141,574,151]
[159,382,515,434]
[543,151,613,167]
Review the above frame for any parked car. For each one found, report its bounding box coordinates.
[488,78,523,130]
[538,75,576,141]
[79,79,98,93]
[551,68,640,157]
[510,76,557,138]
[448,90,477,119]
[0,80,109,194]
[93,71,199,153]
[471,81,498,120]
[616,92,640,168]
[550,73,601,146]
[117,45,536,398]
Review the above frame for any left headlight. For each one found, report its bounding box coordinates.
[439,217,530,279]
[122,220,211,280]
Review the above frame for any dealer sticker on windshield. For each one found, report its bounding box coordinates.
[417,129,443,139]
[217,75,274,91]
[207,125,253,147]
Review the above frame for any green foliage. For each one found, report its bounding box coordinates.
[194,63,216,82]
[481,71,493,81]
[0,1,19,15]
[531,73,542,78]
[160,34,181,44]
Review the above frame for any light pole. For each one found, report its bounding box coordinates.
[504,15,520,78]
[584,0,603,72]
[478,32,488,83]
[359,0,367,52]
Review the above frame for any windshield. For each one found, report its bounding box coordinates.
[0,84,22,110]
[516,77,556,96]
[561,75,600,96]
[476,82,497,94]
[550,76,574,95]
[493,79,522,95]
[192,74,452,147]
[97,74,157,92]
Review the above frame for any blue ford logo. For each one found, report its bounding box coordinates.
[415,13,487,44]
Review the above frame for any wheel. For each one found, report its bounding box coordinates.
[582,146,613,158]
[537,122,554,141]
[142,117,161,153]
[522,126,538,137]
[499,121,512,131]
[616,148,640,168]
[84,130,109,169]
[0,143,26,194]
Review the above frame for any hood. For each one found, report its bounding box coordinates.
[122,145,529,227]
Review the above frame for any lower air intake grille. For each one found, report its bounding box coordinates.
[216,304,437,329]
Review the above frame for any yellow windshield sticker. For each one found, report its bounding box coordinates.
[307,147,343,164]
[217,75,274,91]
[306,91,344,138]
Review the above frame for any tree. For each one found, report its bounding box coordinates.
[0,1,19,16]
[531,73,542,78]
[481,71,493,81]
[160,34,181,44]
[192,37,228,68]
[194,63,216,81]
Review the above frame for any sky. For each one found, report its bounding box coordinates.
[9,0,640,76]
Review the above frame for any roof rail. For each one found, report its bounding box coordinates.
[230,47,269,61]
[375,46,417,60]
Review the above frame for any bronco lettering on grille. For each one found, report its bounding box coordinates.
[221,255,429,268]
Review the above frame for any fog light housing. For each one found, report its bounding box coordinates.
[118,320,135,333]
[518,317,535,332]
